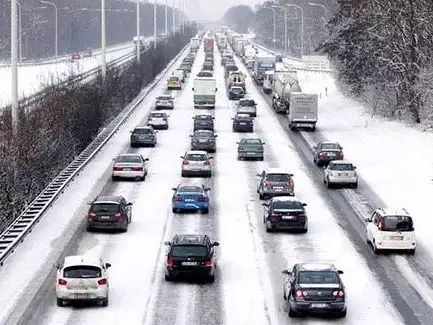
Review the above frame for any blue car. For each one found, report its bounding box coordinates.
[172,184,210,214]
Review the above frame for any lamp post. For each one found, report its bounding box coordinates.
[284,3,304,58]
[165,0,168,38]
[153,0,157,49]
[308,2,328,18]
[101,0,106,80]
[136,0,140,62]
[172,0,176,34]
[262,6,276,50]
[40,1,58,59]
[11,0,18,135]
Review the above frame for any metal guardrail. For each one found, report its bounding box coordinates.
[0,43,189,266]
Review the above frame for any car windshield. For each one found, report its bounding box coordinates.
[298,271,339,284]
[178,186,203,193]
[273,201,303,210]
[150,113,166,118]
[266,174,290,182]
[382,216,413,231]
[91,203,120,213]
[185,154,207,161]
[194,131,213,137]
[242,139,261,145]
[171,245,207,257]
[321,143,340,150]
[329,164,354,171]
[133,128,152,134]
[236,115,251,121]
[116,155,142,163]
[63,265,102,279]
[157,96,172,100]
[169,77,179,81]
[240,100,255,106]
[232,88,243,93]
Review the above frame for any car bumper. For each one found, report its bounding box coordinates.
[270,220,306,230]
[194,103,215,109]
[172,202,209,210]
[263,189,294,196]
[229,94,244,99]
[148,122,168,129]
[290,300,346,315]
[112,170,144,178]
[155,104,174,109]
[375,239,416,250]
[328,176,357,184]
[191,143,216,151]
[239,151,263,158]
[87,220,127,230]
[234,125,253,132]
[130,139,156,146]
[56,288,108,301]
[182,169,211,176]
[166,266,213,278]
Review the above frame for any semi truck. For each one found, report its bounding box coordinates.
[193,78,217,109]
[288,93,318,131]
[272,74,302,113]
[253,55,276,85]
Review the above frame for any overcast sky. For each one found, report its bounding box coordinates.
[190,0,263,21]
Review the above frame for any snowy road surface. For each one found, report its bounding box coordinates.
[0,39,431,325]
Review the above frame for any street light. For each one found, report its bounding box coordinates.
[153,0,157,49]
[165,0,168,38]
[136,0,140,62]
[284,3,304,58]
[308,2,328,18]
[101,0,106,81]
[262,6,276,50]
[11,0,18,135]
[40,1,58,59]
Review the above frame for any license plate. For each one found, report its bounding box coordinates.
[100,216,110,220]
[240,123,246,125]
[390,236,403,240]
[338,173,348,176]
[311,303,327,308]
[185,199,194,202]
[282,215,295,220]
[182,261,198,266]
[123,168,131,171]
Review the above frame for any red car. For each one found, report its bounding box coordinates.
[71,52,81,60]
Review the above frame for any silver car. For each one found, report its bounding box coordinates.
[181,150,213,177]
[324,160,358,188]
[190,129,217,153]
[237,98,257,117]
[112,154,149,181]
[147,111,169,130]
[130,126,157,147]
[257,168,294,199]
[155,95,174,109]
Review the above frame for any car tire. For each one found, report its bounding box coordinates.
[172,208,179,214]
[112,176,119,182]
[288,305,299,317]
[259,156,264,161]
[201,208,209,214]
[165,273,173,281]
[56,298,65,307]
[259,192,264,200]
[181,171,187,177]
[408,249,416,255]
[326,179,332,188]
[372,240,380,254]
[300,227,308,234]
[353,182,358,189]
[208,274,215,283]
[86,225,93,232]
[207,172,212,178]
[265,221,273,233]
[337,310,347,318]
[102,299,109,307]
[139,175,145,182]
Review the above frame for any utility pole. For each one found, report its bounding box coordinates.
[153,0,157,49]
[101,0,106,80]
[172,0,176,34]
[136,0,140,62]
[11,0,18,135]
[165,0,168,38]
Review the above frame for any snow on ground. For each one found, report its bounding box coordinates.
[0,42,135,107]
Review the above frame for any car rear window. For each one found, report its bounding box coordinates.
[169,76,179,81]
[178,186,203,193]
[266,174,290,182]
[116,155,142,163]
[133,128,152,134]
[231,87,243,93]
[240,100,255,106]
[382,216,413,231]
[321,143,340,150]
[194,130,213,137]
[196,115,212,120]
[171,245,207,257]
[298,271,339,284]
[273,201,303,210]
[64,265,102,279]
[242,139,261,145]
[91,203,120,213]
[329,164,354,171]
[236,115,251,121]
[157,95,172,100]
[185,154,207,161]
[150,113,165,118]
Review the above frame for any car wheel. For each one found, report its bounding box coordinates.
[326,179,332,188]
[101,299,109,307]
[112,176,118,181]
[300,227,308,234]
[181,171,187,177]
[56,298,65,307]
[337,310,347,318]
[201,208,209,214]
[372,240,380,254]
[139,175,145,182]
[152,143,156,148]
[207,172,212,178]
[353,182,358,189]
[259,193,264,200]
[165,273,173,281]
[288,304,299,317]
[172,208,179,214]
[86,225,93,232]
[265,221,273,233]
[259,156,264,161]
[208,274,215,283]
[408,249,416,255]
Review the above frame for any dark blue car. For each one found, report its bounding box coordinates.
[172,185,210,214]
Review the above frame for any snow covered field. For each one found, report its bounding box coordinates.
[0,39,432,325]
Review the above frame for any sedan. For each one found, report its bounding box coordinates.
[181,151,213,177]
[237,138,265,161]
[324,160,358,188]
[237,98,257,117]
[190,129,217,153]
[193,114,215,131]
[313,142,343,167]
[130,126,157,147]
[171,185,210,213]
[228,86,245,100]
[197,71,214,78]
[155,95,174,109]
[147,111,169,130]
[112,154,149,181]
[262,196,307,233]
[232,113,254,132]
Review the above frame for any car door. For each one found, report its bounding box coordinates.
[368,212,380,241]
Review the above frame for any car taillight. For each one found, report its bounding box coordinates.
[87,212,96,221]
[182,160,189,165]
[203,260,213,267]
[115,213,127,221]
[204,160,211,166]
[264,181,272,189]
[166,258,175,267]
[378,219,384,230]
[98,278,107,286]
[258,147,264,152]
[132,167,143,171]
[298,213,306,220]
[198,197,209,202]
[112,166,122,171]
[174,196,184,202]
[286,180,293,187]
[270,213,280,221]
[58,279,67,286]
[319,152,326,157]
[332,290,345,297]
[295,289,308,298]
[339,152,344,159]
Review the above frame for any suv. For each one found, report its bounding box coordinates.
[237,98,257,117]
[86,195,132,232]
[164,234,219,282]
[193,114,215,131]
[56,255,111,307]
[130,126,157,147]
[181,151,213,177]
[323,160,358,188]
[190,129,217,153]
[365,208,416,254]
[262,196,307,233]
[257,168,294,199]
[232,113,254,133]
[282,263,347,318]
[313,142,343,167]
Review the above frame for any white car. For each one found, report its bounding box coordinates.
[55,255,111,307]
[366,208,416,254]
[181,150,213,177]
[237,98,257,117]
[112,154,149,181]
[147,111,169,130]
[323,160,358,188]
[155,95,174,109]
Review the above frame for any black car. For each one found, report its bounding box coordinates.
[202,62,214,71]
[130,126,157,147]
[313,142,344,167]
[190,129,217,153]
[232,113,254,132]
[225,63,238,77]
[86,195,132,232]
[197,71,213,78]
[262,197,307,233]
[228,86,245,100]
[164,234,219,282]
[282,263,347,318]
[193,114,214,131]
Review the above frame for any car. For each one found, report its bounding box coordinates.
[228,86,245,100]
[365,208,416,254]
[190,129,217,153]
[323,160,358,188]
[237,138,265,160]
[225,63,238,77]
[262,196,307,233]
[71,52,81,60]
[147,111,169,130]
[167,76,182,90]
[313,142,344,166]
[232,113,254,132]
[197,71,214,78]
[282,263,347,318]
[202,62,214,71]
[180,63,191,73]
[55,255,111,307]
[112,153,149,181]
[173,69,185,83]
[236,98,257,117]
[86,195,132,232]
[257,168,294,199]
[130,126,157,147]
[155,95,174,109]
[171,184,210,214]
[181,150,213,177]
[193,114,214,131]
[164,234,219,282]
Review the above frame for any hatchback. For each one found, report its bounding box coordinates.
[262,196,307,233]
[147,111,169,130]
[193,114,215,131]
[130,126,157,147]
[190,129,217,152]
[181,151,213,177]
[323,160,358,188]
[313,142,343,166]
[155,95,174,109]
[86,195,132,232]
[232,113,254,132]
[257,168,294,199]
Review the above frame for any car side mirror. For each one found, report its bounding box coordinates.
[192,87,195,91]
[189,135,193,137]
[364,217,372,222]
[262,203,268,207]
[144,158,150,161]
[164,241,171,246]
[171,187,177,191]
[262,143,266,145]
[302,203,307,207]
[337,270,344,274]
[282,270,291,275]
[127,202,133,206]
[205,187,211,191]
[54,263,60,269]
[313,146,317,149]
[209,157,214,159]
[104,262,112,269]
[87,201,92,205]
[214,135,218,137]
[256,173,261,177]
[354,166,357,169]
[212,241,220,247]
[236,142,240,144]
[180,156,184,159]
